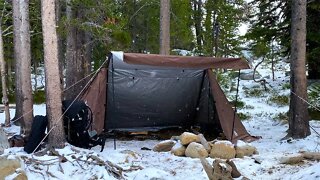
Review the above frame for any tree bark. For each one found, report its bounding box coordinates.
[159,0,170,55]
[12,0,33,136]
[193,0,203,53]
[41,0,65,148]
[0,25,10,126]
[55,0,64,93]
[65,0,91,100]
[288,0,310,138]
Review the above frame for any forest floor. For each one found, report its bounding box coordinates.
[1,60,320,180]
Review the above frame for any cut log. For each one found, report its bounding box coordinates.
[200,158,233,180]
[226,160,241,178]
[200,157,215,180]
[279,154,304,164]
[0,128,9,154]
[197,134,211,152]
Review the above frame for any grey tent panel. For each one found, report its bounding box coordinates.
[106,60,205,130]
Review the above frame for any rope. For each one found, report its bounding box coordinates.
[291,91,320,112]
[9,69,98,125]
[290,91,320,137]
[231,70,241,142]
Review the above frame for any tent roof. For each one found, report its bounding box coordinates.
[111,51,250,70]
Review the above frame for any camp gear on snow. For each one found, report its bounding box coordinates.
[24,115,48,153]
[8,135,25,147]
[79,52,256,143]
[62,100,106,152]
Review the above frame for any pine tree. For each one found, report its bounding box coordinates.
[12,0,34,136]
[41,0,65,148]
[288,0,310,138]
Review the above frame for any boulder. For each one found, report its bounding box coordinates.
[185,142,208,158]
[235,143,258,158]
[0,156,24,179]
[180,132,200,145]
[240,70,262,80]
[171,143,186,156]
[209,141,236,160]
[0,128,9,154]
[153,140,176,152]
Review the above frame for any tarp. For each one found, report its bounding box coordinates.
[80,52,255,142]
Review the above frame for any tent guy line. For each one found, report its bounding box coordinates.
[8,59,108,126]
[30,58,109,154]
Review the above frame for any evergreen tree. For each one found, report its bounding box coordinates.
[203,0,246,57]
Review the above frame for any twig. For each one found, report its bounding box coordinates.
[28,168,45,179]
[253,57,267,91]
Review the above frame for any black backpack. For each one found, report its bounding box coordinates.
[24,115,48,153]
[62,100,106,151]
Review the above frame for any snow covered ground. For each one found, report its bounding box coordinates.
[1,61,320,180]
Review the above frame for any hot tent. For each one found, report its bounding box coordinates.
[80,51,255,142]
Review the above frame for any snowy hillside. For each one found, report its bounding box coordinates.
[1,60,320,180]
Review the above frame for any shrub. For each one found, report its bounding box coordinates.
[33,90,46,104]
[308,82,320,111]
[282,83,290,90]
[244,88,265,97]
[272,112,288,123]
[237,112,251,120]
[267,95,289,106]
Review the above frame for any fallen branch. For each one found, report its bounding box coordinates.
[200,158,215,180]
[301,151,320,160]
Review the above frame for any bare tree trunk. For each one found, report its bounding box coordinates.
[288,0,310,138]
[65,0,91,100]
[41,0,65,148]
[193,0,202,53]
[12,0,33,136]
[55,0,64,93]
[0,26,10,126]
[159,0,170,55]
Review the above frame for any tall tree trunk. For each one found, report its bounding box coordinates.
[193,0,202,53]
[12,0,33,136]
[0,26,10,126]
[288,0,310,138]
[65,0,91,100]
[159,0,170,55]
[55,0,64,92]
[41,0,65,148]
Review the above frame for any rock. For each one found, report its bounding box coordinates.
[235,143,258,158]
[209,141,236,160]
[0,128,9,154]
[14,171,28,180]
[197,134,211,152]
[240,70,262,80]
[263,75,271,79]
[171,143,186,156]
[185,142,208,158]
[153,140,176,152]
[0,156,23,179]
[180,132,200,145]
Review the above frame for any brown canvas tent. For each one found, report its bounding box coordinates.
[80,51,255,143]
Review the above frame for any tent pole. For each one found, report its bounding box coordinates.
[111,57,117,150]
[231,70,241,142]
